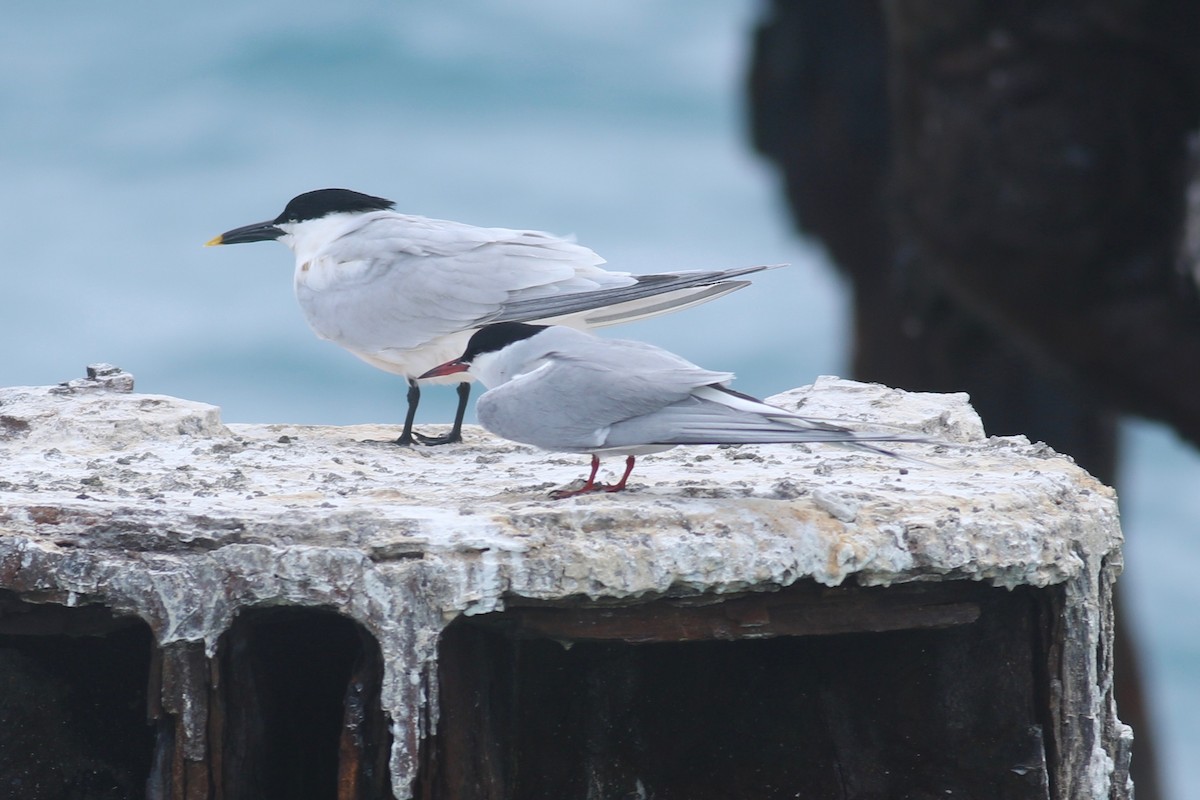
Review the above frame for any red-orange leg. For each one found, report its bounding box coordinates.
[550,455,604,500]
[604,456,637,493]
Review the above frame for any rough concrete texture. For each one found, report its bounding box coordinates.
[0,367,1126,797]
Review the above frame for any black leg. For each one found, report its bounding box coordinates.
[449,381,470,441]
[392,379,422,446]
[411,381,470,446]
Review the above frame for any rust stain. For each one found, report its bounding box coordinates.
[28,506,66,525]
[0,416,31,439]
[25,506,101,527]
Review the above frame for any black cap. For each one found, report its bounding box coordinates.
[273,189,395,224]
[461,323,548,362]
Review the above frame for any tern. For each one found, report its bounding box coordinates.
[207,189,778,445]
[421,323,927,498]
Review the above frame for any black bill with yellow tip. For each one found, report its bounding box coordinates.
[205,220,285,246]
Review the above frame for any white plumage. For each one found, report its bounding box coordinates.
[208,188,777,445]
[421,323,927,498]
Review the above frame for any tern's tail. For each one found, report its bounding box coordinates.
[485,264,785,328]
[603,384,934,464]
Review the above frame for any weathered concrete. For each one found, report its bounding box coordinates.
[0,367,1129,798]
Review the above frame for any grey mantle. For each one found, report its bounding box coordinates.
[0,367,1130,798]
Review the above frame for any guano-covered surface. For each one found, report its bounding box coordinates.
[0,369,1127,797]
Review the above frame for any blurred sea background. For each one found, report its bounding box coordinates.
[2,1,1196,795]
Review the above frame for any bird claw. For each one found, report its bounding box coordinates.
[368,429,461,447]
[549,481,623,500]
[355,433,443,446]
[549,486,595,500]
[356,436,415,447]
[410,429,463,446]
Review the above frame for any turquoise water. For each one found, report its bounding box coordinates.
[3,1,1196,794]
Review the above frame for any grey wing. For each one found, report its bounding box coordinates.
[305,215,626,353]
[485,264,782,328]
[603,385,927,450]
[476,340,733,451]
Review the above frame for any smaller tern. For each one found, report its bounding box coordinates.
[420,323,927,498]
[206,189,779,446]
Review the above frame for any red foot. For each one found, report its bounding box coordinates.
[549,456,637,499]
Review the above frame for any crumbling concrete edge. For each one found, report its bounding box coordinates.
[1,514,1126,798]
